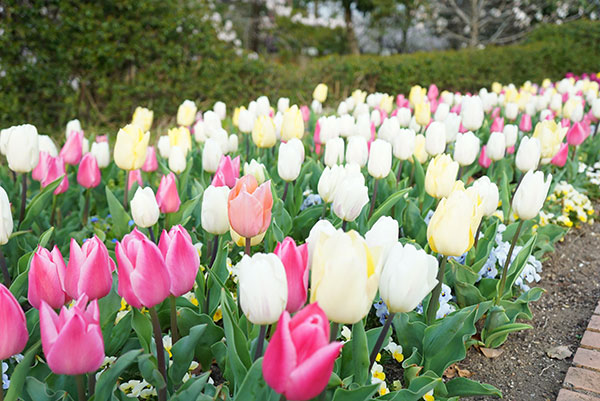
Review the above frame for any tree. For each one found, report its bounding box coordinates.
[369,0,428,53]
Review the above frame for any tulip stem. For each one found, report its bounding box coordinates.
[495,220,524,305]
[0,247,10,287]
[281,181,290,202]
[254,325,267,360]
[426,256,448,324]
[50,195,58,227]
[341,220,347,231]
[123,172,129,211]
[170,296,180,343]
[369,312,396,371]
[319,204,328,220]
[246,134,250,162]
[148,227,156,243]
[18,173,27,229]
[396,160,403,185]
[244,237,251,255]
[473,221,483,249]
[279,394,286,401]
[75,374,86,401]
[330,322,339,342]
[368,179,379,219]
[149,307,168,401]
[507,172,524,221]
[88,373,96,396]
[82,189,91,226]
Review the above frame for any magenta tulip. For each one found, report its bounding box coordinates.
[490,117,504,133]
[39,295,104,375]
[491,107,501,120]
[0,284,28,360]
[142,146,158,172]
[567,122,589,146]
[77,153,101,188]
[263,303,343,401]
[116,228,171,309]
[427,84,439,101]
[59,131,83,165]
[156,173,181,214]
[300,105,310,123]
[65,236,115,301]
[551,142,569,167]
[42,156,69,195]
[128,169,143,190]
[32,151,52,182]
[158,225,200,297]
[28,246,70,310]
[519,114,532,132]
[211,155,240,188]
[274,237,309,313]
[478,145,492,169]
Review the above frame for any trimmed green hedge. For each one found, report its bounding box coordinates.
[1,12,599,134]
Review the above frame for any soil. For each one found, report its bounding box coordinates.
[460,219,600,401]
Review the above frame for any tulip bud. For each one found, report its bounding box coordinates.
[177,100,198,126]
[42,156,69,195]
[332,170,369,222]
[425,154,459,199]
[128,169,143,191]
[512,170,551,220]
[168,145,187,174]
[238,108,256,134]
[159,225,200,297]
[157,135,171,158]
[0,283,29,360]
[6,124,39,173]
[324,137,345,167]
[202,185,230,235]
[413,134,428,163]
[503,124,518,148]
[39,135,58,157]
[214,101,226,120]
[396,108,412,127]
[592,98,600,119]
[345,136,368,167]
[365,216,399,263]
[212,155,241,188]
[515,136,541,173]
[77,153,101,188]
[533,120,567,164]
[392,128,416,160]
[156,173,181,214]
[444,113,461,143]
[378,117,400,143]
[414,102,431,126]
[318,164,345,203]
[504,102,519,120]
[65,119,82,139]
[168,126,192,156]
[141,146,158,172]
[461,97,484,131]
[244,159,267,184]
[550,142,569,167]
[567,122,588,146]
[434,102,450,121]
[274,238,309,313]
[65,236,115,300]
[202,138,223,173]
[114,124,149,170]
[278,141,303,182]
[453,132,480,166]
[131,106,154,132]
[519,114,532,132]
[228,134,239,153]
[368,139,392,179]
[486,132,506,161]
[39,296,104,375]
[472,176,499,216]
[277,97,290,113]
[281,105,304,141]
[252,115,277,148]
[313,83,328,103]
[91,141,110,168]
[32,152,52,182]
[28,246,69,309]
[228,175,273,239]
[379,243,438,313]
[425,121,446,156]
[236,253,288,324]
[131,187,160,228]
[0,187,13,245]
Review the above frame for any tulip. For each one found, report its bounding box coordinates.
[313,83,328,103]
[0,284,28,360]
[65,236,115,300]
[157,135,171,158]
[168,126,192,156]
[592,98,600,119]
[424,121,446,156]
[128,169,143,191]
[244,159,267,184]
[0,187,12,246]
[39,295,104,375]
[409,85,426,107]
[42,156,69,195]
[39,135,58,157]
[332,170,369,223]
[512,170,551,220]
[252,115,277,148]
[142,146,158,172]
[6,124,39,173]
[32,151,52,182]
[444,113,461,143]
[515,136,541,173]
[519,114,532,132]
[365,216,398,263]
[177,100,197,126]
[228,134,239,153]
[201,185,230,235]
[278,141,303,182]
[310,229,382,323]
[567,122,588,146]
[131,106,154,132]
[413,134,428,163]
[490,117,504,133]
[550,142,569,167]
[379,243,438,313]
[168,145,187,174]
[228,175,273,240]
[392,128,416,161]
[453,132,480,166]
[28,246,69,310]
[274,238,309,313]
[60,131,83,165]
[237,253,287,324]
[262,303,343,401]
[377,117,399,143]
[277,98,290,113]
[486,132,506,161]
[211,155,241,188]
[324,137,345,167]
[425,154,459,199]
[158,225,199,297]
[563,98,584,122]
[434,102,449,121]
[478,145,492,169]
[461,97,484,131]
[238,108,256,134]
[114,124,149,170]
[318,164,346,203]
[131,187,160,228]
[202,138,224,173]
[503,124,518,148]
[532,120,567,163]
[472,176,500,216]
[214,101,226,120]
[156,173,181,214]
[368,139,392,179]
[77,153,101,189]
[345,136,368,167]
[91,141,110,168]
[396,108,412,127]
[281,105,304,141]
[65,119,82,139]
[414,102,431,126]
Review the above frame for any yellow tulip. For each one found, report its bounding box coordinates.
[425,154,459,199]
[412,134,428,164]
[230,228,266,247]
[310,229,382,324]
[131,107,154,132]
[177,100,197,127]
[414,102,431,127]
[409,85,426,107]
[168,126,192,156]
[542,78,552,89]
[313,83,328,103]
[114,124,150,170]
[532,120,567,163]
[281,105,304,141]
[251,115,277,148]
[352,89,367,105]
[491,82,502,94]
[233,106,243,127]
[379,94,394,114]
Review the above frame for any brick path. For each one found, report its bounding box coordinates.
[558,301,600,400]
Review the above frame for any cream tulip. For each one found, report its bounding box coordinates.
[177,100,197,126]
[168,146,187,174]
[114,124,149,170]
[472,176,500,217]
[532,120,567,164]
[244,160,266,184]
[252,115,277,148]
[425,154,459,199]
[131,107,154,132]
[281,105,304,141]
[0,186,13,245]
[313,83,328,103]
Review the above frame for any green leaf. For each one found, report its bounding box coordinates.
[393,313,426,356]
[331,383,380,401]
[499,234,537,298]
[24,377,70,401]
[95,349,143,401]
[402,202,427,246]
[351,319,370,385]
[138,353,166,389]
[232,358,279,401]
[37,226,55,248]
[105,310,132,356]
[131,308,153,353]
[170,372,211,401]
[4,340,41,401]
[446,377,502,397]
[20,176,62,229]
[207,236,230,316]
[105,187,131,239]
[367,187,411,228]
[169,324,207,383]
[220,289,252,391]
[484,322,533,348]
[168,193,201,228]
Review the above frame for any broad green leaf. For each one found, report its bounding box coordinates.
[351,320,369,385]
[445,377,502,397]
[105,187,131,239]
[4,341,41,401]
[131,308,152,353]
[367,187,411,228]
[138,353,166,389]
[95,349,143,401]
[169,324,207,383]
[21,176,62,229]
[232,358,279,401]
[331,383,380,401]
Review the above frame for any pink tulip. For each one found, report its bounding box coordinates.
[567,122,589,146]
[77,153,101,188]
[39,295,104,375]
[490,117,504,133]
[60,131,83,165]
[158,225,200,297]
[28,246,70,310]
[300,105,310,123]
[377,107,388,122]
[561,118,571,129]
[211,155,241,188]
[116,228,171,309]
[128,169,143,190]
[429,99,438,114]
[491,107,501,120]
[551,142,569,167]
[427,84,439,101]
[42,156,69,195]
[32,151,53,182]
[0,284,29,360]
[451,104,461,115]
[142,146,158,172]
[263,303,343,401]
[96,135,108,143]
[506,145,515,154]
[519,114,532,132]
[156,173,181,214]
[479,145,492,169]
[227,175,273,239]
[65,236,115,301]
[314,121,322,155]
[274,237,309,313]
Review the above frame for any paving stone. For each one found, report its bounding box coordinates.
[557,389,600,401]
[582,331,600,351]
[595,302,600,315]
[574,348,600,371]
[565,367,600,395]
[589,315,600,332]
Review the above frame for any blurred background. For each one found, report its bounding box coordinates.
[1,0,599,132]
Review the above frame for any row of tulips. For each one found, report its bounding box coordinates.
[0,73,599,401]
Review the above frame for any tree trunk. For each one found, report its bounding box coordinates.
[469,0,479,47]
[344,2,360,55]
[248,0,261,52]
[314,0,319,18]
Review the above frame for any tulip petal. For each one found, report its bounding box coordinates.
[130,240,171,308]
[228,190,264,238]
[115,242,143,309]
[262,312,297,395]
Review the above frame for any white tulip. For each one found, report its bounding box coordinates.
[392,128,416,160]
[337,101,349,116]
[396,108,412,127]
[324,137,345,167]
[453,132,480,166]
[370,109,381,127]
[65,119,82,138]
[318,164,346,203]
[512,170,552,220]
[168,145,187,174]
[278,141,303,182]
[332,171,369,222]
[177,100,198,126]
[201,185,230,235]
[486,132,506,161]
[311,99,322,114]
[130,187,160,228]
[256,96,271,116]
[214,101,226,120]
[203,111,222,137]
[515,136,541,173]
[368,139,392,179]
[345,136,368,167]
[338,115,355,137]
[6,124,39,173]
[461,96,484,131]
[277,97,290,113]
[365,216,398,263]
[0,186,13,245]
[193,120,207,143]
[91,141,110,168]
[425,121,446,156]
[157,136,170,158]
[38,135,58,157]
[444,113,461,143]
[354,114,371,141]
[238,108,256,134]
[244,159,266,184]
[592,98,600,119]
[378,117,400,143]
[434,103,450,121]
[472,176,500,216]
[202,138,223,173]
[503,124,518,148]
[228,135,239,153]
